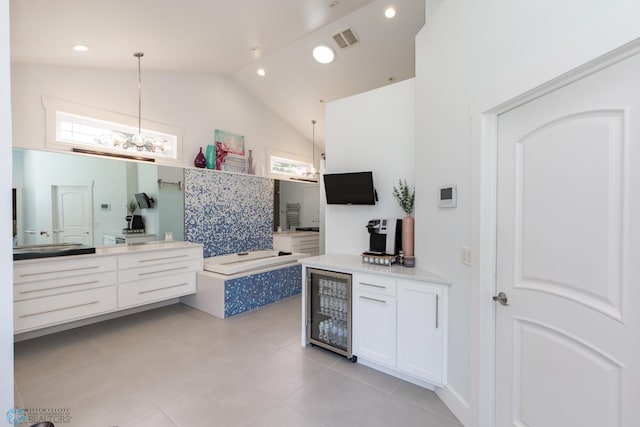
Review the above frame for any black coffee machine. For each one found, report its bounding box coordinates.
[365,218,402,255]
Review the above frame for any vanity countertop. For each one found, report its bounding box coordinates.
[300,253,451,285]
[14,241,203,264]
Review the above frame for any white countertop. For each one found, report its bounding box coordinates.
[96,241,202,255]
[300,253,451,286]
[13,241,204,265]
[273,231,320,237]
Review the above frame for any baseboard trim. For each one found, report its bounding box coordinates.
[436,384,471,426]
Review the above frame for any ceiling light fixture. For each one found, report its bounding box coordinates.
[385,7,396,18]
[312,45,335,64]
[72,44,89,52]
[257,68,266,77]
[133,52,145,148]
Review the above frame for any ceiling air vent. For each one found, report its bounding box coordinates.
[332,28,359,49]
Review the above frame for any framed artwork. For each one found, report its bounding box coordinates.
[215,129,245,173]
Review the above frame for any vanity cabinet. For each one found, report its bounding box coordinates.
[273,232,320,256]
[13,256,118,333]
[352,273,397,368]
[13,242,203,335]
[117,246,201,308]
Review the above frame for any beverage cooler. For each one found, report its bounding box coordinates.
[306,268,355,361]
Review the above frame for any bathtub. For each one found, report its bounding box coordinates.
[203,250,308,275]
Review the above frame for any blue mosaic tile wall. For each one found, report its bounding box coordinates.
[224,264,302,317]
[184,169,273,257]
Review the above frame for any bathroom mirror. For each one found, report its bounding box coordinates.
[274,179,320,232]
[12,148,185,247]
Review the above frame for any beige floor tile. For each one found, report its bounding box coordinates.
[364,395,463,427]
[330,357,401,393]
[132,411,176,427]
[14,299,461,427]
[284,368,389,427]
[19,360,128,407]
[284,341,342,367]
[246,403,321,427]
[130,411,178,427]
[14,339,104,387]
[64,379,159,427]
[392,380,459,422]
[234,347,328,400]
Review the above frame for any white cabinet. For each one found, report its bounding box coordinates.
[13,243,203,334]
[273,232,320,256]
[117,246,201,309]
[397,279,445,386]
[13,256,118,333]
[353,273,397,368]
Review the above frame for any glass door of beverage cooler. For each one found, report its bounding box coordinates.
[306,268,355,361]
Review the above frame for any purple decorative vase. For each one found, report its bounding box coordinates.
[194,147,206,168]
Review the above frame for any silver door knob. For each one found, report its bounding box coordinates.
[493,292,509,306]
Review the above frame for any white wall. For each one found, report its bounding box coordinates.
[11,64,311,172]
[415,0,637,425]
[324,78,415,255]
[0,0,14,411]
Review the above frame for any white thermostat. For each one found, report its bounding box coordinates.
[439,185,457,208]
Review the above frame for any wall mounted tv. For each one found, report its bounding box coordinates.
[323,171,377,205]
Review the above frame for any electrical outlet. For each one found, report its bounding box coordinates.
[461,246,471,266]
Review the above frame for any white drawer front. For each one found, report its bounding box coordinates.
[118,247,202,270]
[118,272,196,308]
[14,256,117,284]
[118,259,202,284]
[14,286,117,333]
[14,271,117,302]
[354,273,397,296]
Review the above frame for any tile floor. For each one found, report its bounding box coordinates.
[14,295,463,427]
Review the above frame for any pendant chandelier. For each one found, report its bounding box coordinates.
[304,119,319,179]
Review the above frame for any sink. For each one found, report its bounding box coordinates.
[13,243,96,260]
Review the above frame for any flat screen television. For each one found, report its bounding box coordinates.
[323,171,377,205]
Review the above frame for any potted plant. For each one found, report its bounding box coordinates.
[392,179,415,258]
[127,199,138,230]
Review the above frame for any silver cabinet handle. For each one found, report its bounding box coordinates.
[20,265,100,278]
[435,294,439,329]
[24,230,36,234]
[19,280,100,295]
[359,282,386,289]
[139,283,189,295]
[138,266,188,276]
[359,295,387,304]
[19,300,99,318]
[138,254,189,263]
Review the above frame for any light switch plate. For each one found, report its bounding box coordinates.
[461,246,471,265]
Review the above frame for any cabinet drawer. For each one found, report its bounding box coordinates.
[14,271,117,302]
[14,256,117,284]
[118,259,202,283]
[14,286,116,333]
[118,247,202,270]
[353,274,396,296]
[118,272,196,308]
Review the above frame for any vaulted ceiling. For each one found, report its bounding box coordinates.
[9,0,425,148]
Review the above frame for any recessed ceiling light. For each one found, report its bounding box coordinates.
[385,7,396,18]
[257,68,266,77]
[312,45,335,64]
[72,44,89,52]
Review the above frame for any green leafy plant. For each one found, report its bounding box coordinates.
[127,199,138,215]
[392,179,415,215]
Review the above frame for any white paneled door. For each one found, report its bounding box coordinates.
[495,52,640,426]
[51,184,93,245]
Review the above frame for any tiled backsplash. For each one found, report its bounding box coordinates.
[184,168,273,257]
